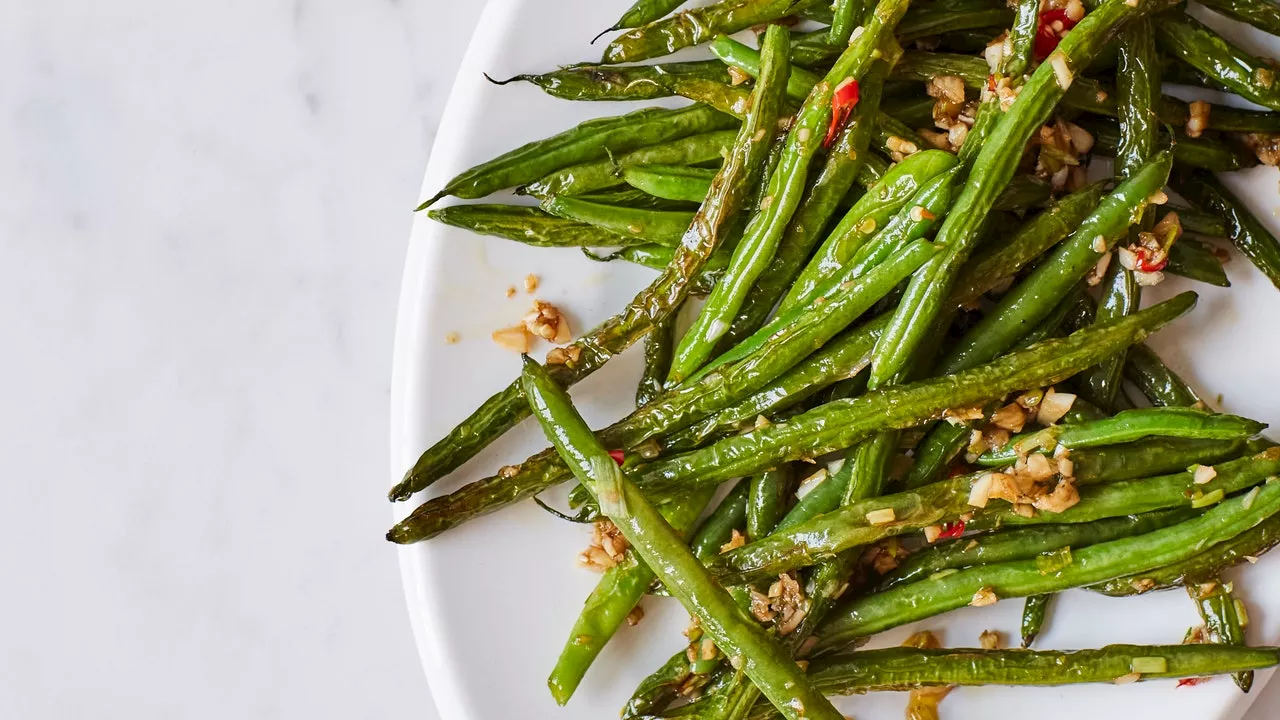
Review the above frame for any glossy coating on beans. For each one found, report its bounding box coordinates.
[386,43,788,508]
[519,357,845,720]
[816,479,1280,647]
[1177,170,1280,291]
[422,104,736,207]
[523,129,739,198]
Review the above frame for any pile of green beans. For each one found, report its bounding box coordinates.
[393,0,1280,714]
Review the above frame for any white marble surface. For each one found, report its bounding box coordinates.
[1,1,1279,718]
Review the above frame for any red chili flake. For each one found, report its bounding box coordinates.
[1177,677,1210,688]
[1134,248,1169,273]
[608,449,625,466]
[938,520,967,540]
[824,78,861,148]
[1033,9,1081,61]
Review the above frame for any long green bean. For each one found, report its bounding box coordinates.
[603,0,823,64]
[939,151,1173,376]
[421,104,736,207]
[624,164,718,203]
[714,439,1272,586]
[1188,579,1253,693]
[633,294,1196,500]
[542,195,694,247]
[671,4,912,380]
[427,204,644,248]
[870,0,1175,389]
[1176,170,1280,291]
[546,485,714,704]
[1195,0,1280,37]
[1157,13,1280,112]
[716,60,891,352]
[1094,509,1280,597]
[816,479,1280,647]
[877,509,1197,591]
[388,46,785,503]
[1123,343,1202,408]
[1167,236,1231,288]
[975,408,1265,466]
[519,357,845,720]
[739,644,1280,716]
[523,130,739,198]
[496,60,730,102]
[783,150,958,311]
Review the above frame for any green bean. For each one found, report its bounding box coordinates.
[1188,579,1253,693]
[975,408,1265,466]
[1083,119,1255,173]
[579,186,699,211]
[1123,343,1202,409]
[715,434,1257,585]
[784,150,958,312]
[401,241,919,539]
[896,1,1012,42]
[950,182,1108,305]
[546,485,714,705]
[1171,206,1228,237]
[1196,0,1280,37]
[710,35,822,103]
[427,204,644,248]
[1068,437,1247,483]
[670,5,912,381]
[1167,236,1231,287]
[877,510,1197,591]
[668,315,890,452]
[542,195,695,246]
[494,60,730,102]
[1078,17,1159,411]
[622,650,693,719]
[1157,13,1280,112]
[882,94,935,128]
[387,46,786,506]
[739,644,1280,715]
[687,239,938,388]
[519,357,845,720]
[1002,0,1040,79]
[602,0,823,64]
[611,0,688,31]
[893,50,1280,134]
[869,0,1172,389]
[988,448,1280,530]
[1176,170,1280,291]
[624,164,718,203]
[829,0,865,44]
[523,130,740,198]
[584,244,727,295]
[748,465,795,541]
[939,151,1173,376]
[1020,595,1052,648]
[639,317,676,406]
[816,478,1280,646]
[421,104,736,207]
[690,481,751,562]
[1094,509,1280,597]
[634,293,1197,501]
[842,168,960,288]
[387,252,914,540]
[716,61,891,352]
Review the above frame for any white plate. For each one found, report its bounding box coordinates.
[391,2,1280,718]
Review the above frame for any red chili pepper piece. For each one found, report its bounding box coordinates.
[1177,677,1210,688]
[824,78,860,148]
[608,449,625,466]
[937,520,966,540]
[1034,9,1081,60]
[1135,248,1169,273]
